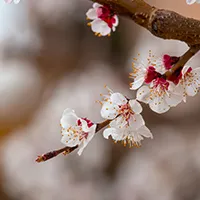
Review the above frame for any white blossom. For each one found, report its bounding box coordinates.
[86,3,119,36]
[130,53,175,90]
[136,78,183,114]
[100,87,152,146]
[176,66,200,102]
[60,108,96,155]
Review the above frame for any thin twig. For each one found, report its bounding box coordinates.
[36,119,110,163]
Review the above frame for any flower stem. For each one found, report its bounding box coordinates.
[36,119,110,163]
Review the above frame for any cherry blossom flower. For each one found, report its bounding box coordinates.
[60,108,96,155]
[136,78,182,114]
[130,52,182,114]
[175,66,200,102]
[4,0,20,4]
[129,52,178,90]
[100,87,152,147]
[186,0,200,4]
[86,3,119,36]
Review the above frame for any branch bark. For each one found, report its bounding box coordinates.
[90,0,200,76]
[91,0,200,46]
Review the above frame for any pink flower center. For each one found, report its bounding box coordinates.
[153,77,169,90]
[118,103,134,123]
[144,66,161,84]
[97,6,116,28]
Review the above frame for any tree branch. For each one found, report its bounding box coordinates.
[90,0,200,77]
[36,119,110,163]
[91,0,200,46]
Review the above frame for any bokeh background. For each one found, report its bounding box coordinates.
[0,0,200,200]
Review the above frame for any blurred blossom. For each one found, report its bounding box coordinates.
[2,63,126,200]
[0,60,42,129]
[0,0,40,54]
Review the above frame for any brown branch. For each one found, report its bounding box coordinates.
[36,119,110,163]
[90,0,200,78]
[91,0,200,46]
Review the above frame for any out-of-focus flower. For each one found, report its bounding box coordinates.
[60,108,96,155]
[136,78,182,114]
[86,3,119,36]
[176,66,200,102]
[4,0,20,4]
[186,0,200,4]
[100,87,152,146]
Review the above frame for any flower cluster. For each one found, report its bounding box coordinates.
[35,2,200,160]
[100,87,152,147]
[86,3,119,36]
[130,52,200,113]
[186,0,200,4]
[59,51,200,156]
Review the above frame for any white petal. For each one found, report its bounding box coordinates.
[185,84,198,96]
[77,124,96,155]
[101,102,119,119]
[60,108,78,128]
[91,19,105,33]
[103,127,117,139]
[109,116,127,128]
[61,132,80,147]
[137,125,153,139]
[165,90,183,106]
[103,127,123,141]
[93,3,102,8]
[130,76,145,90]
[186,0,197,4]
[129,114,145,130]
[100,24,111,36]
[86,8,97,20]
[110,93,127,106]
[129,99,143,114]
[79,118,90,132]
[149,96,170,114]
[136,86,150,104]
[91,19,111,36]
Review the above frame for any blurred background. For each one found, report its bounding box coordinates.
[0,0,200,200]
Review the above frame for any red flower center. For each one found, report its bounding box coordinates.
[77,118,94,139]
[163,54,179,70]
[153,77,169,90]
[77,118,93,128]
[97,6,116,28]
[144,66,161,84]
